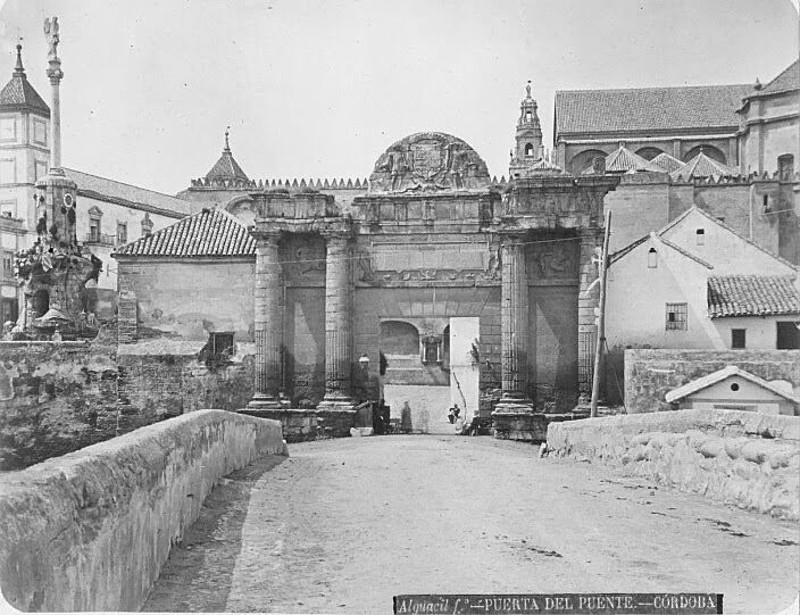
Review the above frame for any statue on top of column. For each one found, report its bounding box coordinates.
[43,17,60,60]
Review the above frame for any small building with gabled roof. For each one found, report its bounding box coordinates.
[113,207,256,342]
[665,365,799,416]
[606,209,800,352]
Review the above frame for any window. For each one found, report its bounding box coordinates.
[116,221,127,245]
[0,159,16,184]
[665,302,688,331]
[89,218,101,242]
[647,247,658,268]
[778,154,794,181]
[525,111,532,122]
[34,160,48,181]
[0,199,16,218]
[32,119,47,146]
[776,321,800,349]
[1,251,14,279]
[524,143,534,157]
[731,328,746,349]
[0,118,15,142]
[696,229,705,245]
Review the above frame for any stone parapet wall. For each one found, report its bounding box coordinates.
[624,349,800,414]
[0,409,287,612]
[547,409,800,520]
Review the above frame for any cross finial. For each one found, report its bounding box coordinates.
[526,80,531,98]
[224,126,230,151]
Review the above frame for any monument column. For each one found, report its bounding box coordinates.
[318,230,356,410]
[492,231,537,440]
[577,227,602,402]
[248,232,283,409]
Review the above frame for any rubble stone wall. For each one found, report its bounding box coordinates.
[624,348,800,414]
[547,409,800,520]
[0,410,286,612]
[0,340,119,470]
[0,340,256,470]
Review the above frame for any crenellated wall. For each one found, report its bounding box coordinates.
[0,409,287,612]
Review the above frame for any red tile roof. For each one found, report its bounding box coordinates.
[555,84,753,135]
[114,207,255,258]
[206,149,249,182]
[581,145,663,174]
[649,152,683,173]
[707,275,800,318]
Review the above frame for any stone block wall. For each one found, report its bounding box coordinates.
[624,348,800,414]
[0,409,286,612]
[0,341,119,470]
[116,341,255,432]
[547,409,799,520]
[240,407,355,442]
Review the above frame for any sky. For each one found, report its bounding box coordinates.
[0,0,797,195]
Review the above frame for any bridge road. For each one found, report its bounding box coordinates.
[143,435,799,614]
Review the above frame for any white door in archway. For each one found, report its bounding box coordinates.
[449,317,480,424]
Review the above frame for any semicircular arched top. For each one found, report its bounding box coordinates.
[369,132,491,193]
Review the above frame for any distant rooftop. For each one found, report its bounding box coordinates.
[555,83,753,136]
[65,168,196,219]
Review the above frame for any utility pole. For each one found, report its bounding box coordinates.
[590,209,612,418]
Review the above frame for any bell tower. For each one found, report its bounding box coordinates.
[509,80,544,177]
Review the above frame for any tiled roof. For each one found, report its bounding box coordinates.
[581,145,662,174]
[206,148,249,182]
[65,168,196,218]
[707,275,800,318]
[756,60,799,96]
[670,152,738,180]
[0,48,49,116]
[114,207,255,258]
[649,152,683,173]
[665,365,800,405]
[555,83,753,135]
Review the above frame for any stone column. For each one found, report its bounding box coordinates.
[317,232,356,411]
[492,232,538,440]
[577,228,602,402]
[248,233,283,409]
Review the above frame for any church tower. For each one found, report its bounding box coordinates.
[509,81,544,178]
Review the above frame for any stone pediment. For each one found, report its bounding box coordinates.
[369,132,491,193]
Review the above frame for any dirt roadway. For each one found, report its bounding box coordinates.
[143,435,799,615]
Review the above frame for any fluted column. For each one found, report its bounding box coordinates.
[500,234,529,399]
[248,233,283,409]
[318,232,355,410]
[492,232,536,440]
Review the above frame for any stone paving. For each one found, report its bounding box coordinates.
[143,435,799,614]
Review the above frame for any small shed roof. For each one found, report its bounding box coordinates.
[665,366,800,405]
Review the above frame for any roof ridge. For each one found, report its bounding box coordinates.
[659,205,799,272]
[656,235,714,269]
[63,167,188,202]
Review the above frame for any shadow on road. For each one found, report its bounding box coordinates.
[141,454,287,612]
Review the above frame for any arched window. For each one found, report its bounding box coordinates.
[635,146,664,161]
[525,110,533,122]
[524,143,534,157]
[379,320,419,356]
[682,145,726,164]
[568,149,607,174]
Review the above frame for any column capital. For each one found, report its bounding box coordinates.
[252,229,282,243]
[318,222,354,241]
